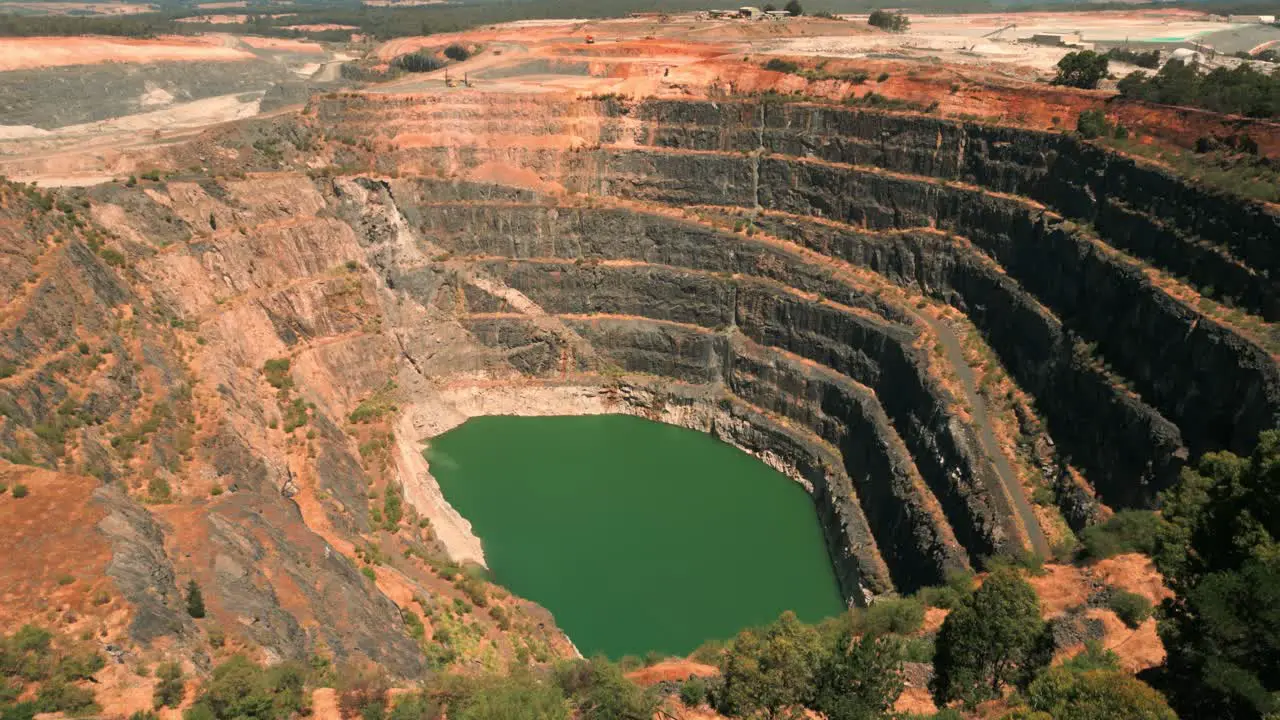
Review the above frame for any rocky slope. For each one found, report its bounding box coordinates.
[0,89,1276,687]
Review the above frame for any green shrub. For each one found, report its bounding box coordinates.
[1105,47,1160,69]
[1078,511,1162,561]
[856,596,925,636]
[282,398,309,432]
[450,671,570,720]
[185,656,305,720]
[382,485,403,530]
[867,9,909,32]
[348,387,397,423]
[361,567,377,582]
[185,580,205,619]
[153,662,185,709]
[679,676,707,707]
[915,570,974,610]
[387,693,439,720]
[902,635,936,663]
[488,605,510,630]
[443,44,471,61]
[1076,109,1112,139]
[1062,640,1119,673]
[10,484,28,499]
[402,609,425,640]
[262,359,292,390]
[393,52,443,73]
[554,657,658,720]
[1107,589,1152,629]
[763,58,799,74]
[36,676,98,715]
[1026,666,1176,719]
[206,627,225,648]
[99,248,126,267]
[147,476,172,503]
[456,575,487,608]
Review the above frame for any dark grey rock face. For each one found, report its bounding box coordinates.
[94,486,194,645]
[202,488,426,677]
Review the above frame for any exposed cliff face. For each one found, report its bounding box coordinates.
[330,92,1275,533]
[2,89,1275,673]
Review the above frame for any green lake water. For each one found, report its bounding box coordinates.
[426,414,844,659]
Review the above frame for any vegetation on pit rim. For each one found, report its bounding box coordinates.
[1052,50,1110,90]
[867,9,910,32]
[1104,131,1280,206]
[393,51,445,73]
[1105,47,1162,69]
[1118,59,1280,119]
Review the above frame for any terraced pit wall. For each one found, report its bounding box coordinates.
[314,93,1278,508]
[43,95,1277,634]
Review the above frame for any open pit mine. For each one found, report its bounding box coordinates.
[0,10,1278,718]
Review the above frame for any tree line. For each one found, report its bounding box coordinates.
[1052,49,1280,119]
[1117,60,1280,119]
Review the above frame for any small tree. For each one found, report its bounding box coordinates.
[1107,589,1152,628]
[784,0,803,16]
[554,657,659,720]
[811,630,904,720]
[1053,50,1110,89]
[1076,109,1112,139]
[931,568,1050,707]
[451,672,570,720]
[394,52,444,73]
[186,655,307,720]
[186,579,206,619]
[868,10,909,33]
[717,611,823,718]
[153,662,185,709]
[443,44,471,62]
[678,676,707,707]
[382,484,403,531]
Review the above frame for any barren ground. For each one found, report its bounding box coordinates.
[0,35,254,71]
[3,9,1277,185]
